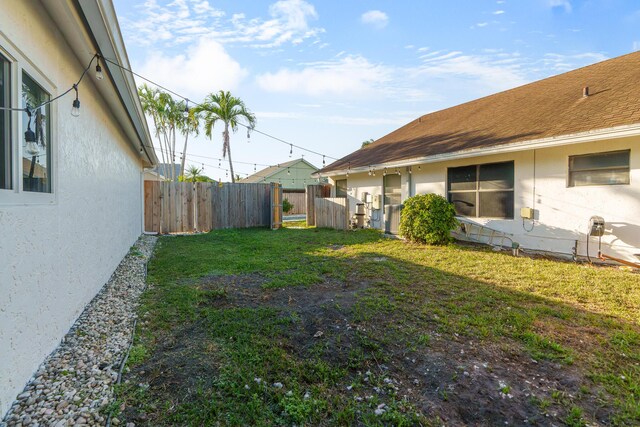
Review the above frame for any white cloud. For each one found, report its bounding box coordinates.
[413,51,529,92]
[361,10,389,29]
[549,0,572,13]
[136,38,248,99]
[121,0,323,48]
[256,55,392,97]
[538,52,607,72]
[493,10,505,15]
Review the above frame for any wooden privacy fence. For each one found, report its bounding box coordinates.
[144,181,282,233]
[306,184,332,226]
[282,191,306,215]
[314,197,349,230]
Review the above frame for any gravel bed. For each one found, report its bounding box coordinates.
[1,235,157,427]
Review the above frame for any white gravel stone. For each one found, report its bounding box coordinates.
[1,236,156,427]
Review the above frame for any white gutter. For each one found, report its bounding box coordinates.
[314,122,640,177]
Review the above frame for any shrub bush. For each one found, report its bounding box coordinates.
[399,193,458,245]
[283,198,294,214]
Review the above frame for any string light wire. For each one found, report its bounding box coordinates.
[99,55,339,162]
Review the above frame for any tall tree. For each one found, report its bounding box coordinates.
[138,85,196,181]
[178,105,200,178]
[193,90,256,183]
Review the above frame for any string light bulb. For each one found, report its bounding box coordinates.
[95,57,104,80]
[287,168,291,175]
[24,109,39,156]
[71,85,80,117]
[383,167,387,176]
[289,144,293,158]
[322,155,326,167]
[183,102,189,118]
[247,128,251,143]
[254,164,257,172]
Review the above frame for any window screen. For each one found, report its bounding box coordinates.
[335,179,347,197]
[568,150,630,187]
[448,161,514,219]
[384,174,401,205]
[22,72,51,193]
[0,53,10,189]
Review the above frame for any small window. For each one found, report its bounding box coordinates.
[0,53,10,189]
[448,161,514,219]
[568,150,630,187]
[22,72,51,193]
[383,174,401,205]
[335,179,347,197]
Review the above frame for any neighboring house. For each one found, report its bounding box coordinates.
[242,158,322,190]
[316,52,640,263]
[153,162,181,181]
[0,0,157,417]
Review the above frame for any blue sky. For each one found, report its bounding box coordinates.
[113,0,640,180]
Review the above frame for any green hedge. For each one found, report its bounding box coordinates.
[399,193,458,245]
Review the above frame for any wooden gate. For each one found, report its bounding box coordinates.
[144,181,278,233]
[305,184,332,226]
[314,197,349,230]
[270,182,283,229]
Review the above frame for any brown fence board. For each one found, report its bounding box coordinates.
[282,191,306,215]
[144,181,277,234]
[315,197,349,230]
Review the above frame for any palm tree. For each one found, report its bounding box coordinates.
[193,90,256,183]
[178,104,200,177]
[139,85,189,182]
[184,165,204,182]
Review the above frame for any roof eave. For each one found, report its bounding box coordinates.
[44,0,157,167]
[313,122,640,177]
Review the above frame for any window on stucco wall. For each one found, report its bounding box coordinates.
[22,72,51,193]
[0,53,10,190]
[568,150,630,187]
[335,179,347,197]
[447,161,514,219]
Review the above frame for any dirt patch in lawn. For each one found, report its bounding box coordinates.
[123,273,610,426]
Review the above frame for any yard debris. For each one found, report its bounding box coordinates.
[374,403,387,415]
[254,377,262,384]
[313,330,324,338]
[273,382,283,389]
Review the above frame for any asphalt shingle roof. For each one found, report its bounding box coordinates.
[319,51,640,174]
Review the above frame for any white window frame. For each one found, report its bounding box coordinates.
[0,36,58,206]
[567,150,630,188]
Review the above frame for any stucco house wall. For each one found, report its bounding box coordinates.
[0,1,148,416]
[336,136,640,262]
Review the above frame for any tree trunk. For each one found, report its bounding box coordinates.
[180,132,189,178]
[224,123,235,183]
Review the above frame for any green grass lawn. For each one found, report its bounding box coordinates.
[115,225,640,426]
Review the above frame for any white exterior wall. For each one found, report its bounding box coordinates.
[0,2,144,415]
[340,136,640,262]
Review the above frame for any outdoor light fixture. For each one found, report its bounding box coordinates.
[183,102,189,118]
[24,109,39,156]
[71,84,80,117]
